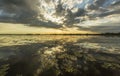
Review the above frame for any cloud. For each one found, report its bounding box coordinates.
[0,22,95,34]
[0,0,39,20]
[0,0,120,28]
[76,14,120,33]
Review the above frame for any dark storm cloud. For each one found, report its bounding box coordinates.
[94,0,106,7]
[112,0,120,6]
[85,0,120,18]
[86,0,106,10]
[62,8,86,26]
[54,0,65,16]
[99,9,120,17]
[0,0,63,28]
[74,8,86,17]
[54,0,120,26]
[0,0,39,21]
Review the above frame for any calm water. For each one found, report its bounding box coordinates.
[0,35,120,76]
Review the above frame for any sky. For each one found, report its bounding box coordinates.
[0,0,120,34]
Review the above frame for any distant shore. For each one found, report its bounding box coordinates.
[0,33,120,36]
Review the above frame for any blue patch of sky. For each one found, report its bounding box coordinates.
[102,0,119,7]
[74,0,94,8]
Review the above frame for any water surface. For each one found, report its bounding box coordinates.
[0,35,120,76]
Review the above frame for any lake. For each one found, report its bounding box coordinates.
[0,35,120,76]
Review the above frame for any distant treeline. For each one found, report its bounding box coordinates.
[101,32,120,35]
[0,33,120,35]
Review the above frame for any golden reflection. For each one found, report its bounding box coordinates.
[0,35,93,47]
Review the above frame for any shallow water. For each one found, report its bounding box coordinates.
[0,35,120,76]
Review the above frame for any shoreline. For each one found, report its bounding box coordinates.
[0,33,120,36]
